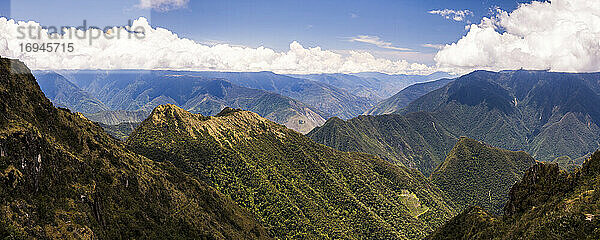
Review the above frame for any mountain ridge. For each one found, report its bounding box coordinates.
[127,103,459,239]
[0,57,270,239]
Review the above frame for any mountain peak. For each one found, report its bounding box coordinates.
[133,104,287,145]
[215,107,243,117]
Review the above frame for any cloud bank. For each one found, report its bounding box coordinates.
[435,0,600,74]
[429,9,473,22]
[0,17,434,75]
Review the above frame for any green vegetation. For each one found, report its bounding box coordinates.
[127,104,458,239]
[308,113,458,176]
[429,151,600,239]
[401,70,600,167]
[0,57,270,239]
[312,70,600,178]
[96,122,140,140]
[430,137,536,215]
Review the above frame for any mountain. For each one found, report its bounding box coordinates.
[34,71,109,113]
[0,57,270,239]
[291,72,453,103]
[310,70,600,176]
[186,71,375,119]
[307,113,458,176]
[40,71,326,134]
[96,122,140,140]
[429,151,600,239]
[400,70,600,166]
[430,137,536,215]
[85,110,148,125]
[126,105,458,239]
[367,78,454,115]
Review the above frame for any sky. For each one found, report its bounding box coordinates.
[1,0,599,75]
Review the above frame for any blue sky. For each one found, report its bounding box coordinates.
[1,0,534,65]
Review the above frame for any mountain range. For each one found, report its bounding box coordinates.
[34,70,326,134]
[5,56,600,239]
[289,72,452,103]
[311,70,600,173]
[179,71,376,119]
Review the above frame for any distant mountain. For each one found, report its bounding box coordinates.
[429,151,600,239]
[430,137,536,215]
[126,104,458,239]
[291,72,452,103]
[37,71,326,134]
[401,70,600,166]
[310,70,600,174]
[85,110,149,125]
[0,58,270,239]
[307,113,458,176]
[185,71,374,119]
[34,71,109,113]
[366,78,454,115]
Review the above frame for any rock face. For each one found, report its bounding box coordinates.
[127,104,458,240]
[430,137,536,215]
[0,57,270,239]
[428,151,600,240]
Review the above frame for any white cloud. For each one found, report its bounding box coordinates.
[0,17,435,75]
[429,9,473,22]
[137,0,188,11]
[422,43,445,50]
[348,35,412,51]
[435,0,600,74]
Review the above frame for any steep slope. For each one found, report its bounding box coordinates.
[55,70,326,134]
[126,105,458,239]
[187,71,374,119]
[307,113,458,176]
[430,138,536,215]
[429,151,600,239]
[367,79,454,115]
[34,71,109,113]
[311,70,600,178]
[400,70,600,166]
[0,58,269,239]
[96,122,140,140]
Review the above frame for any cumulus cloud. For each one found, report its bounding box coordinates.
[435,0,600,74]
[137,0,188,11]
[0,17,435,75]
[429,9,473,22]
[348,35,412,51]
